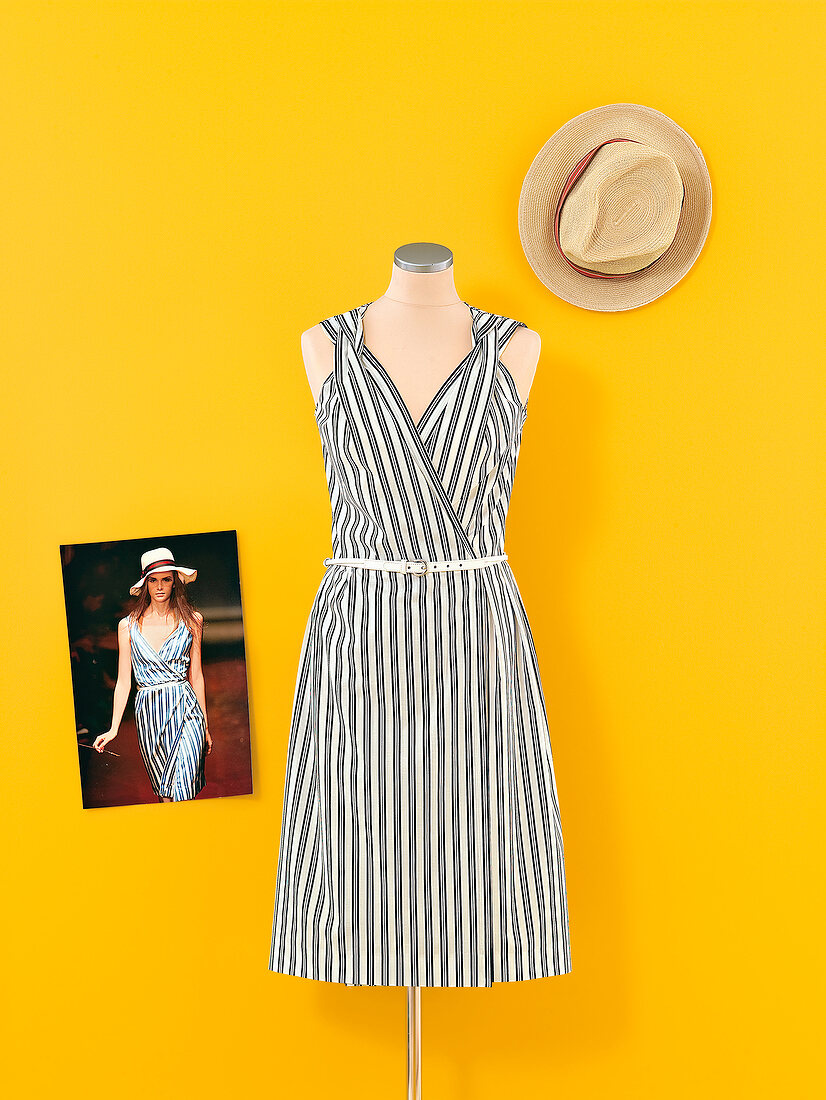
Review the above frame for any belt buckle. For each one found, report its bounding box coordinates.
[407,558,428,575]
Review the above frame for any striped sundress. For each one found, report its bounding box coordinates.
[129,617,207,801]
[269,302,571,986]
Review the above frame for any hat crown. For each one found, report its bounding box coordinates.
[558,142,684,275]
[140,546,175,570]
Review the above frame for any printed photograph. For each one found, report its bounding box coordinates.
[60,529,252,808]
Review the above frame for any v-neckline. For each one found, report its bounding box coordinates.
[357,301,479,434]
[135,617,182,657]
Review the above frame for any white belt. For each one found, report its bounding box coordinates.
[323,553,508,576]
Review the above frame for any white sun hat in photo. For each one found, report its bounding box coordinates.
[129,546,197,596]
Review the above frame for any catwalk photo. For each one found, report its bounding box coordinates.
[61,530,254,809]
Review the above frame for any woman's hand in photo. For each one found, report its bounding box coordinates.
[205,726,213,754]
[93,729,118,752]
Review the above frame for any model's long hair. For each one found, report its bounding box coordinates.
[127,571,202,637]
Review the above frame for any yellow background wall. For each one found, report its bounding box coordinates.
[1,2,823,1097]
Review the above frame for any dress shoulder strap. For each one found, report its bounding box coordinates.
[469,306,528,352]
[493,313,528,354]
[319,306,362,346]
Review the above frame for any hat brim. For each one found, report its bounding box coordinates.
[129,565,197,596]
[518,103,712,312]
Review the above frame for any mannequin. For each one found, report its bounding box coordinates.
[296,243,544,1099]
[302,242,541,419]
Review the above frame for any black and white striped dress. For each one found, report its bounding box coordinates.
[269,302,571,986]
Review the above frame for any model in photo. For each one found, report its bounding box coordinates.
[94,546,212,802]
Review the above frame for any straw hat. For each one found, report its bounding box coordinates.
[129,546,197,596]
[518,103,712,311]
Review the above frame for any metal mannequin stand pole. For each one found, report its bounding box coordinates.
[407,985,422,1100]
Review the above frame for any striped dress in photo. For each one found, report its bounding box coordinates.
[269,302,571,986]
[129,618,207,801]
